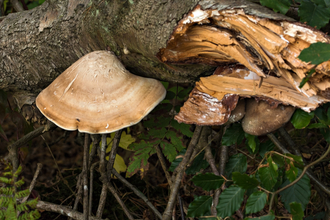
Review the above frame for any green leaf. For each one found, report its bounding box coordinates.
[166,130,184,152]
[320,127,330,143]
[245,133,258,153]
[192,173,225,191]
[290,202,304,220]
[285,154,304,164]
[168,149,185,171]
[259,140,274,158]
[258,157,278,190]
[291,109,314,129]
[165,91,176,100]
[245,191,267,214]
[299,69,315,88]
[187,196,213,217]
[216,186,245,218]
[299,1,330,29]
[222,123,245,146]
[186,151,209,175]
[307,123,328,128]
[161,142,177,162]
[299,42,330,65]
[285,163,298,182]
[171,120,193,137]
[245,214,275,220]
[260,0,292,14]
[225,154,247,179]
[304,212,326,220]
[279,170,311,212]
[232,172,260,189]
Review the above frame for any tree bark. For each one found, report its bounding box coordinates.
[0,0,298,106]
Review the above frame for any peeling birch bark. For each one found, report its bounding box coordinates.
[157,2,330,127]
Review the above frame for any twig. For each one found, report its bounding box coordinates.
[36,200,105,220]
[89,162,99,216]
[111,169,162,219]
[72,174,83,216]
[268,132,330,196]
[106,130,123,178]
[41,134,76,196]
[178,193,185,220]
[6,122,56,172]
[83,134,90,220]
[96,134,108,218]
[269,143,330,211]
[89,135,100,170]
[11,0,24,12]
[17,163,43,216]
[155,144,172,186]
[163,126,202,220]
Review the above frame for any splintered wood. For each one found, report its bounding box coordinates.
[158,4,330,125]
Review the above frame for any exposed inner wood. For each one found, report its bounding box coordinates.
[158,6,330,116]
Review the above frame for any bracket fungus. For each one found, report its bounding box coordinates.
[36,51,166,134]
[159,1,330,135]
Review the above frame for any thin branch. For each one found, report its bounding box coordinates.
[72,174,83,216]
[111,169,162,219]
[106,130,123,178]
[89,135,100,170]
[155,144,172,186]
[268,132,330,196]
[269,143,330,211]
[11,0,24,12]
[163,126,202,220]
[83,134,90,220]
[6,122,56,171]
[96,134,108,218]
[18,163,43,217]
[36,200,105,220]
[89,162,99,217]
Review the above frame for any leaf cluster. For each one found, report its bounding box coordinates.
[126,83,193,177]
[0,161,40,220]
[185,123,310,220]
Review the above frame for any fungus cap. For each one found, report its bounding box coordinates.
[36,51,166,134]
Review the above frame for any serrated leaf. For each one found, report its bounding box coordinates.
[171,120,193,137]
[245,214,275,220]
[272,154,285,167]
[225,154,247,179]
[166,130,184,152]
[187,196,213,217]
[192,173,225,191]
[222,123,245,146]
[260,0,292,14]
[299,1,330,29]
[279,170,311,212]
[216,186,245,218]
[259,140,274,158]
[245,133,258,153]
[299,42,330,65]
[245,191,267,214]
[161,142,177,162]
[258,157,278,190]
[290,202,304,220]
[232,172,260,189]
[291,109,314,129]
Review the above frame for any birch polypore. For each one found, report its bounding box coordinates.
[36,51,166,134]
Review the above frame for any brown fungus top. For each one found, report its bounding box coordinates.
[36,51,166,134]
